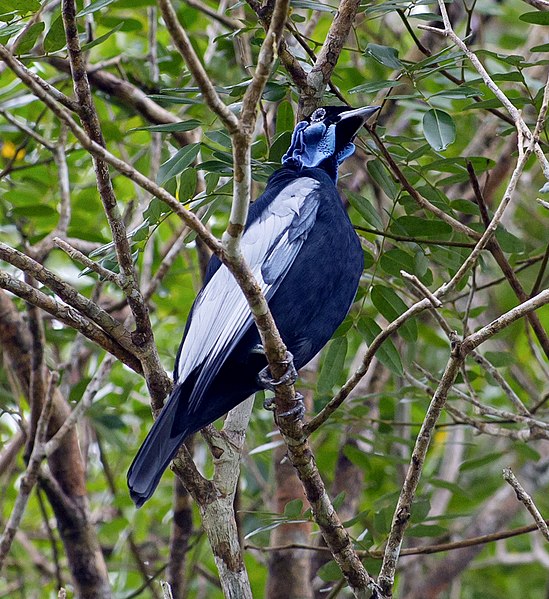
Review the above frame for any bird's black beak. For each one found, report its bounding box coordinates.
[337,105,381,135]
[333,105,381,156]
[338,105,381,122]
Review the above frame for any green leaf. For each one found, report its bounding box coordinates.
[366,43,403,70]
[0,0,40,18]
[349,80,403,94]
[148,95,202,105]
[269,131,292,163]
[131,120,202,133]
[317,337,348,394]
[318,561,341,582]
[205,172,220,194]
[484,351,514,367]
[16,22,44,54]
[357,317,403,375]
[371,285,417,342]
[428,86,481,99]
[422,109,455,151]
[411,497,431,523]
[131,222,150,242]
[333,316,353,338]
[82,22,123,51]
[460,452,504,472]
[380,248,415,279]
[391,216,452,239]
[198,160,233,175]
[143,198,169,224]
[157,143,200,185]
[348,192,384,229]
[530,43,549,53]
[11,204,57,218]
[0,22,26,41]
[284,499,303,518]
[519,11,549,25]
[291,0,335,13]
[77,0,117,17]
[100,16,142,32]
[495,226,525,254]
[275,100,294,136]
[178,168,197,201]
[332,491,346,511]
[367,159,398,200]
[44,15,66,53]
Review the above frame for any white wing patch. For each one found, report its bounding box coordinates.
[177,177,320,391]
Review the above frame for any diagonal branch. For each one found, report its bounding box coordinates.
[157,0,240,133]
[377,286,549,597]
[0,270,142,373]
[62,0,169,402]
[0,373,57,571]
[0,242,132,348]
[421,0,549,180]
[300,0,361,115]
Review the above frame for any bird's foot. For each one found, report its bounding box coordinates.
[263,392,305,421]
[257,350,298,392]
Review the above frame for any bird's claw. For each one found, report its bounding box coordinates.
[257,350,298,391]
[263,396,276,411]
[278,392,305,420]
[263,393,305,421]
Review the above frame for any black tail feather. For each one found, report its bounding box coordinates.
[127,386,189,508]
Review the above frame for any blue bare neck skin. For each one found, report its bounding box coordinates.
[281,120,356,183]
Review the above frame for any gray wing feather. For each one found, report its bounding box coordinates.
[177,177,321,409]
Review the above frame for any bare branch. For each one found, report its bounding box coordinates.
[377,344,462,597]
[62,0,169,401]
[157,0,239,133]
[503,469,549,542]
[45,354,115,456]
[0,242,131,347]
[462,288,549,354]
[225,0,290,256]
[0,269,141,373]
[0,373,57,571]
[301,0,361,114]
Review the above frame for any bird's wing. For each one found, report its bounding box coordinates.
[176,176,321,409]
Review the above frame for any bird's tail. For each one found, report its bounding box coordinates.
[127,385,190,508]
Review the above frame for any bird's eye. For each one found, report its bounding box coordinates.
[310,108,326,122]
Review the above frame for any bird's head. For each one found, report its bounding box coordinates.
[282,105,380,180]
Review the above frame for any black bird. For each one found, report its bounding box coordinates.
[128,105,380,506]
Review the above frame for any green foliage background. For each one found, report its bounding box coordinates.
[0,0,548,597]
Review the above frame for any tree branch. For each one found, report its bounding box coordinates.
[62,0,169,403]
[0,269,142,372]
[157,0,240,133]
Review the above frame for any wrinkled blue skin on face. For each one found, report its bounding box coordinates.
[282,120,356,181]
[128,107,371,507]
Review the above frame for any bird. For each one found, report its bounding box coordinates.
[128,104,380,507]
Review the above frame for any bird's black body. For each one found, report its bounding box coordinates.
[128,105,379,507]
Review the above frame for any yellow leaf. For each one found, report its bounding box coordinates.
[2,141,26,161]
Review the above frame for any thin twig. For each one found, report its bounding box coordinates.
[54,237,122,285]
[45,355,115,456]
[0,373,57,571]
[62,0,170,404]
[503,468,549,542]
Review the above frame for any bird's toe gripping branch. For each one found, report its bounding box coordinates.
[258,350,305,420]
[258,349,298,390]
